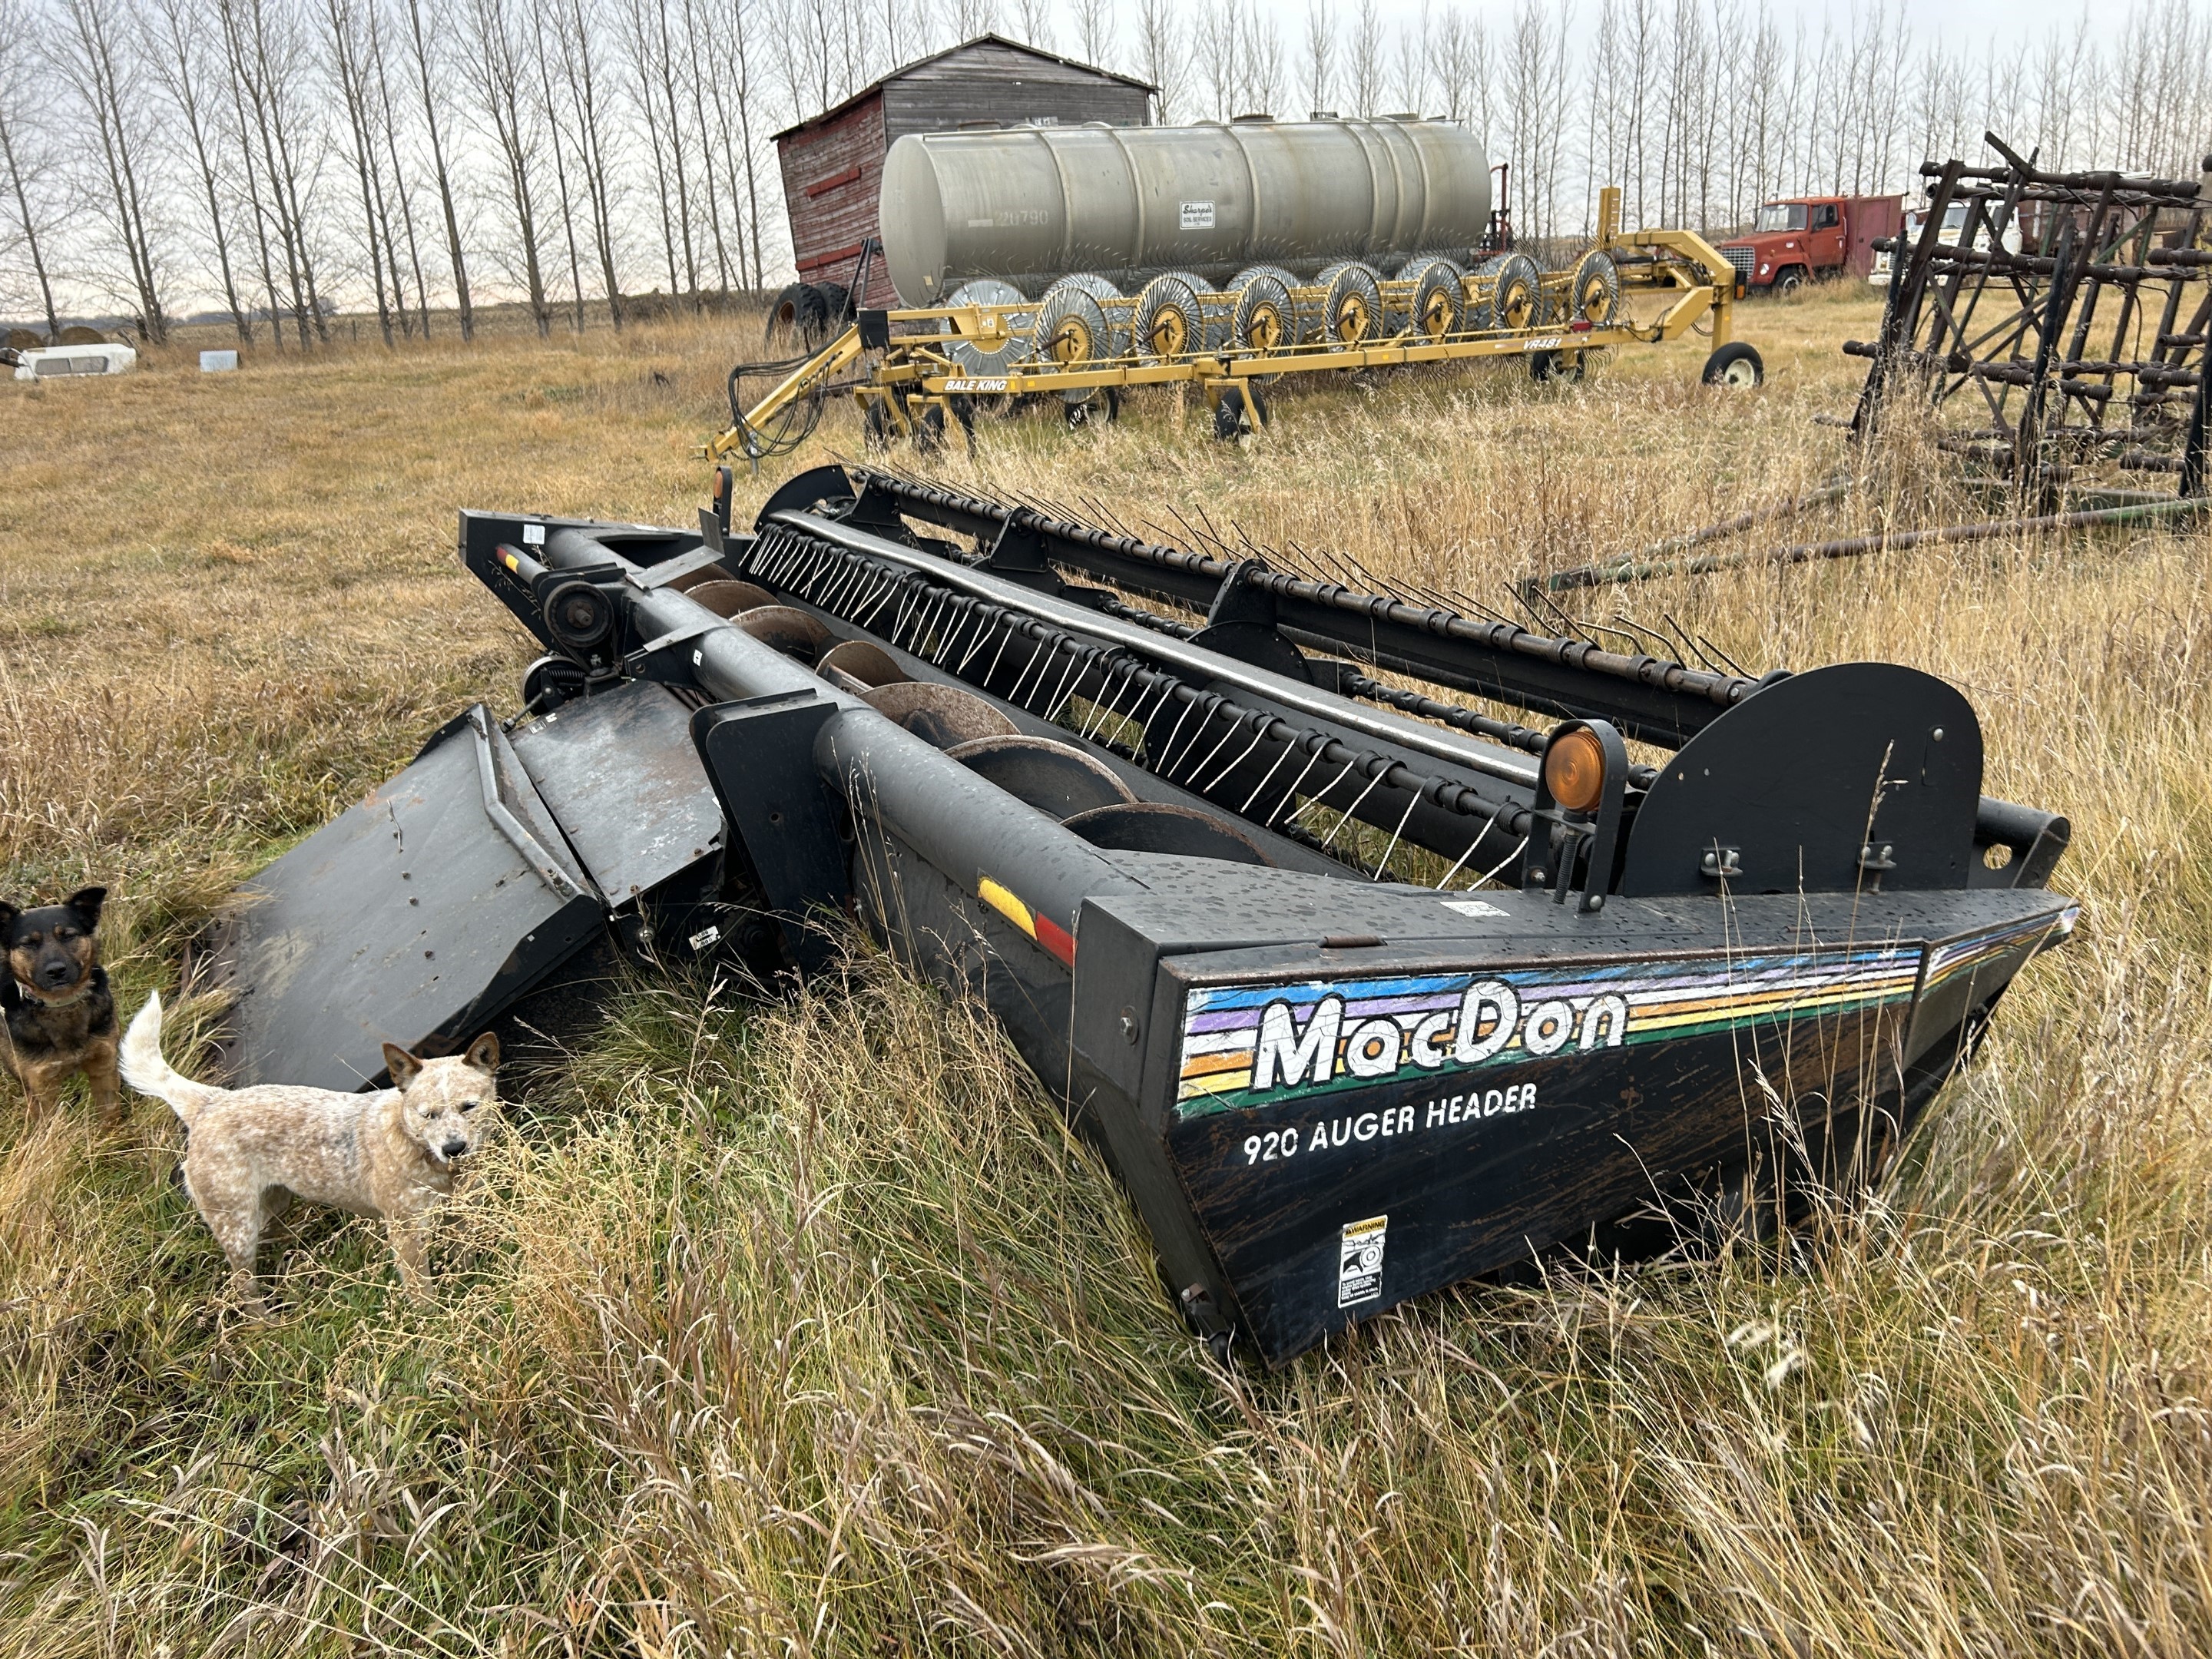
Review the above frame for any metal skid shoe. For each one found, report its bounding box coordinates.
[207,468,2078,1367]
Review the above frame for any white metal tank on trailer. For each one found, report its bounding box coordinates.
[879,116,1491,303]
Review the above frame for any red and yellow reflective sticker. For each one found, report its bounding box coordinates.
[977,876,1076,968]
[500,548,524,574]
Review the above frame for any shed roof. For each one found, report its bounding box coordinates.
[773,34,1157,141]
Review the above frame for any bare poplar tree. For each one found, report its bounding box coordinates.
[326,0,397,343]
[368,14,433,336]
[1134,0,1187,122]
[1073,0,1114,68]
[1302,0,1336,116]
[213,0,286,346]
[1197,0,1239,118]
[677,0,734,293]
[729,0,767,288]
[222,0,329,346]
[0,0,66,340]
[1013,0,1053,50]
[1502,0,1568,242]
[949,0,996,46]
[552,0,626,325]
[400,0,473,339]
[467,0,553,332]
[620,0,700,305]
[151,0,253,340]
[57,0,168,339]
[1391,1,1432,115]
[1244,6,1285,114]
[1346,0,1382,117]
[525,0,589,323]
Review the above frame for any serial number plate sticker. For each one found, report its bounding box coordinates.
[1339,1215,1387,1307]
[1180,200,1216,230]
[1441,898,1508,918]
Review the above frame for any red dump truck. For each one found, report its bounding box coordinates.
[1720,194,1904,294]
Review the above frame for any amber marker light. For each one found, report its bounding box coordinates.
[1544,726,1608,813]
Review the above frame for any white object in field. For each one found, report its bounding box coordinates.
[1870,203,2024,285]
[13,343,136,380]
[200,349,239,373]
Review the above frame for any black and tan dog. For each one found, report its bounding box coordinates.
[1,886,121,1127]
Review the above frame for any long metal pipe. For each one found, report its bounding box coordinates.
[1538,495,2209,592]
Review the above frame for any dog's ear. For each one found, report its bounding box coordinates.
[382,1042,424,1089]
[65,886,107,929]
[463,1031,501,1073]
[0,900,17,939]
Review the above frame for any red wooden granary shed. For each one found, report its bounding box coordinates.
[773,35,1156,309]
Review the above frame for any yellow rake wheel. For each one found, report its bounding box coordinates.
[1134,273,1201,361]
[1324,263,1383,346]
[1413,264,1465,341]
[1232,271,1296,354]
[1568,250,1622,326]
[1490,253,1543,333]
[1031,283,1114,428]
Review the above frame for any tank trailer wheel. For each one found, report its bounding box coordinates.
[1324,263,1384,346]
[1700,341,1766,389]
[1063,386,1120,430]
[1528,349,1584,384]
[1134,273,1202,361]
[1211,384,1267,440]
[1231,273,1295,353]
[912,403,949,455]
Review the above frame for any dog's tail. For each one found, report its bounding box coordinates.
[120,991,225,1125]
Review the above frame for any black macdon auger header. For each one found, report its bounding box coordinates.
[208,465,2078,1366]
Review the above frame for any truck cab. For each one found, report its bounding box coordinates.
[1721,194,1902,294]
[1870,200,2025,284]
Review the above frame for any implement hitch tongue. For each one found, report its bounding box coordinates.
[208,466,2077,1366]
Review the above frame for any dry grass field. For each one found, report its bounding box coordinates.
[3,284,2210,1655]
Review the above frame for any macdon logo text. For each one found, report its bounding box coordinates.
[1252,980,1625,1094]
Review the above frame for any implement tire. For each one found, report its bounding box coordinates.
[1700,342,1765,389]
